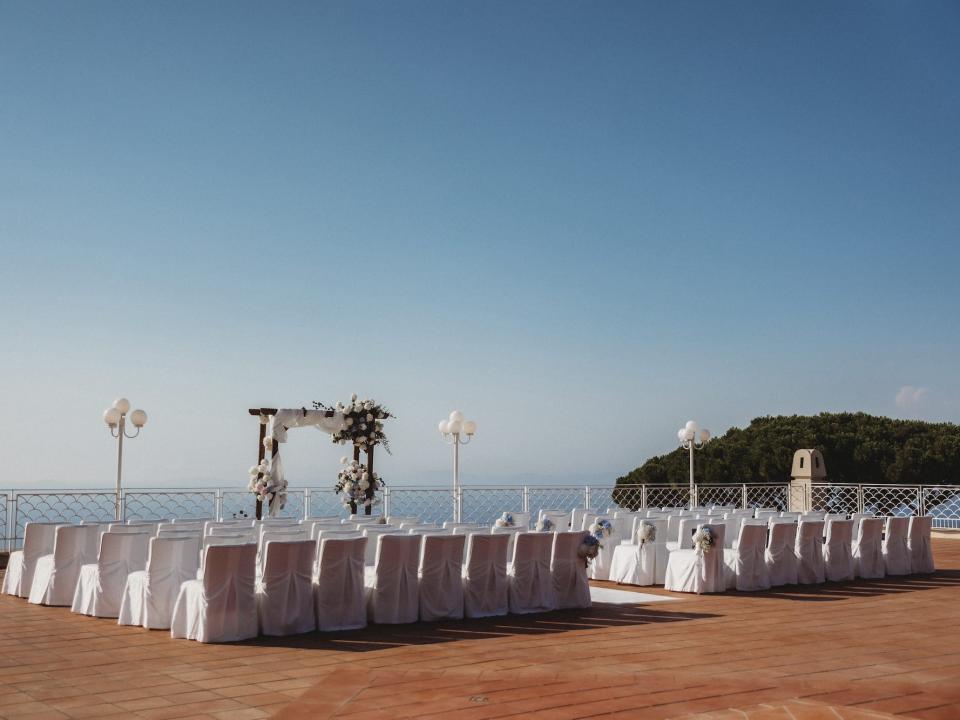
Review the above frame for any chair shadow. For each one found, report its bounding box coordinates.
[238,603,720,651]
[738,569,960,601]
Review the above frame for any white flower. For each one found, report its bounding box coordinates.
[359,479,370,490]
[366,414,373,422]
[248,466,259,476]
[363,499,372,507]
[360,423,367,431]
[351,393,358,401]
[345,417,353,426]
[343,481,353,493]
[364,401,373,410]
[340,456,348,464]
[361,472,370,481]
[262,436,272,448]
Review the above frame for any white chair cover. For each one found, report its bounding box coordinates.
[307,521,345,539]
[108,523,155,534]
[443,521,477,530]
[28,524,103,606]
[727,523,770,591]
[587,519,622,581]
[462,534,509,618]
[552,532,591,609]
[314,536,367,632]
[362,527,401,565]
[118,535,201,629]
[350,514,384,524]
[386,516,420,525]
[317,529,362,540]
[908,515,934,574]
[365,534,420,624]
[203,519,255,536]
[666,517,698,552]
[610,519,661,587]
[664,524,726,594]
[795,520,826,584]
[883,516,911,576]
[850,512,874,528]
[824,519,855,582]
[853,517,884,579]
[491,526,522,562]
[418,534,466,621]
[539,510,569,529]
[157,528,201,539]
[2,523,62,598]
[453,526,488,536]
[765,521,798,586]
[257,539,315,636]
[257,528,309,576]
[754,510,778,521]
[779,512,801,521]
[502,511,531,529]
[570,508,587,532]
[72,532,151,617]
[209,525,257,539]
[171,542,258,643]
[508,532,556,614]
[610,514,635,540]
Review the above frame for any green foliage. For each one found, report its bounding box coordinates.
[616,413,960,487]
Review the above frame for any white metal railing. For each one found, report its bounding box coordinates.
[1,482,957,550]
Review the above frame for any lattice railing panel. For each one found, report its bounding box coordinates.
[14,492,116,546]
[462,488,524,526]
[645,486,690,509]
[308,490,349,519]
[922,487,960,529]
[220,490,304,521]
[527,487,585,524]
[811,485,859,514]
[0,493,8,550]
[590,485,644,512]
[697,485,742,508]
[745,485,789,511]
[862,486,919,518]
[123,492,216,521]
[387,489,455,525]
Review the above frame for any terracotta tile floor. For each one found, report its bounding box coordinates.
[0,538,958,719]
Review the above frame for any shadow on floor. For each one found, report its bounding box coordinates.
[239,603,720,651]
[734,569,960,601]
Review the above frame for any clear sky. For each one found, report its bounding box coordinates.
[1,1,958,490]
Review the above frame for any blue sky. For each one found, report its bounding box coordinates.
[1,1,958,489]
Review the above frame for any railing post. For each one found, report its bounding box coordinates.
[916,486,923,517]
[691,483,698,509]
[522,486,530,514]
[383,486,391,518]
[214,489,223,521]
[857,484,864,513]
[741,484,748,509]
[641,484,648,510]
[6,493,15,553]
[584,485,591,509]
[455,487,463,524]
[303,488,311,520]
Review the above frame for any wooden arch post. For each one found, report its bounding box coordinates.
[248,408,277,520]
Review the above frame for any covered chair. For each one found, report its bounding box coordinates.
[462,533,509,618]
[539,509,569,529]
[508,532,556,614]
[118,535,201,629]
[726,523,770,591]
[883,517,911,576]
[664,524,727,594]
[365,534,420,624]
[908,515,935,574]
[551,532,591,609]
[795,520,826,584]
[314,536,367,632]
[609,518,665,587]
[170,542,258,643]
[361,527,401,565]
[72,531,151,618]
[765,521,799,586]
[418,534,466,621]
[587,518,622,581]
[257,539,316,636]
[2,522,63,598]
[823,519,855,582]
[853,518,884,579]
[29,524,103,606]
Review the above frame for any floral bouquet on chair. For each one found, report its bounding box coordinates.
[334,457,384,509]
[577,534,601,567]
[693,526,715,554]
[495,513,515,528]
[589,518,613,539]
[536,517,555,532]
[637,523,656,545]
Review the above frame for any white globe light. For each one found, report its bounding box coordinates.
[684,428,695,441]
[700,428,711,443]
[463,420,477,436]
[448,420,463,434]
[113,398,131,414]
[684,420,698,434]
[438,420,449,434]
[677,429,686,443]
[449,410,464,424]
[103,407,121,426]
[130,409,148,428]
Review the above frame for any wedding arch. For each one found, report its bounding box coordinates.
[247,399,391,518]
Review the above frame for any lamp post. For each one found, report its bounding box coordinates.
[438,410,477,522]
[677,420,710,510]
[103,398,148,520]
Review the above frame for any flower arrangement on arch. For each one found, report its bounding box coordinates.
[536,517,555,532]
[589,518,613,539]
[314,395,393,451]
[693,526,715,554]
[577,533,601,566]
[247,459,288,508]
[334,457,384,509]
[494,512,515,528]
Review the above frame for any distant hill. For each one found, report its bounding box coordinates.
[616,413,960,487]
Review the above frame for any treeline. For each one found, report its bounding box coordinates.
[616,413,960,487]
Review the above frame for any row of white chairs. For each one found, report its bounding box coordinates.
[1,520,592,643]
[607,514,935,593]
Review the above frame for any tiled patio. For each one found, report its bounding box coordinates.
[1,538,958,720]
